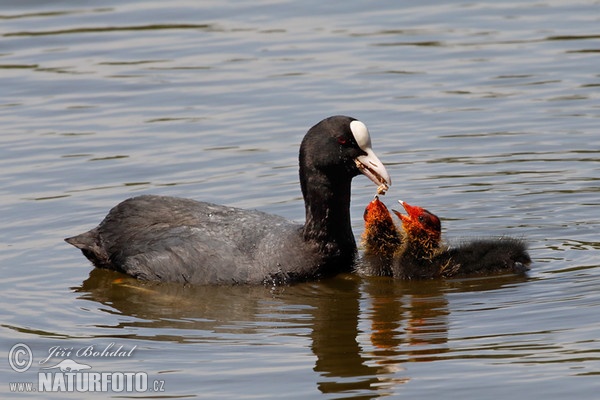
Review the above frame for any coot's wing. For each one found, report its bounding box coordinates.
[108,224,261,284]
[71,195,304,284]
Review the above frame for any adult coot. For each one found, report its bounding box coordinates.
[66,116,391,285]
[358,197,531,279]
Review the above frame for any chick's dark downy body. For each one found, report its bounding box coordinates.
[359,197,531,279]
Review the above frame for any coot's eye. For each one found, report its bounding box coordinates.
[337,137,348,145]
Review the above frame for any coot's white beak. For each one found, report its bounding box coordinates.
[349,120,391,193]
[355,149,391,193]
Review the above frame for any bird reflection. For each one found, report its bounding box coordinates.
[73,268,526,397]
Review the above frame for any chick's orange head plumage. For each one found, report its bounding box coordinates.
[363,196,393,225]
[362,196,401,255]
[363,196,399,241]
[393,200,441,243]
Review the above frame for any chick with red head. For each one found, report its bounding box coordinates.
[360,198,531,279]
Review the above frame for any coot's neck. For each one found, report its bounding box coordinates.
[300,168,357,262]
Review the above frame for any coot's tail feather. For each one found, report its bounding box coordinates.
[65,232,93,249]
[65,230,111,269]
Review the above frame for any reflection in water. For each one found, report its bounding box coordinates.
[74,269,292,337]
[367,279,450,365]
[308,277,381,396]
[0,0,598,398]
[360,275,529,396]
[73,268,527,397]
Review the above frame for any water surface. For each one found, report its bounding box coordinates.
[1,1,599,398]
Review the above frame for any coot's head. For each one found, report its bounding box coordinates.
[393,200,442,245]
[299,115,391,192]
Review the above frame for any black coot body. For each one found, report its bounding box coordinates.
[66,116,391,285]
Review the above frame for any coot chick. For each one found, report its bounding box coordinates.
[390,200,445,279]
[66,116,391,285]
[358,198,531,279]
[392,200,531,278]
[359,196,401,276]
